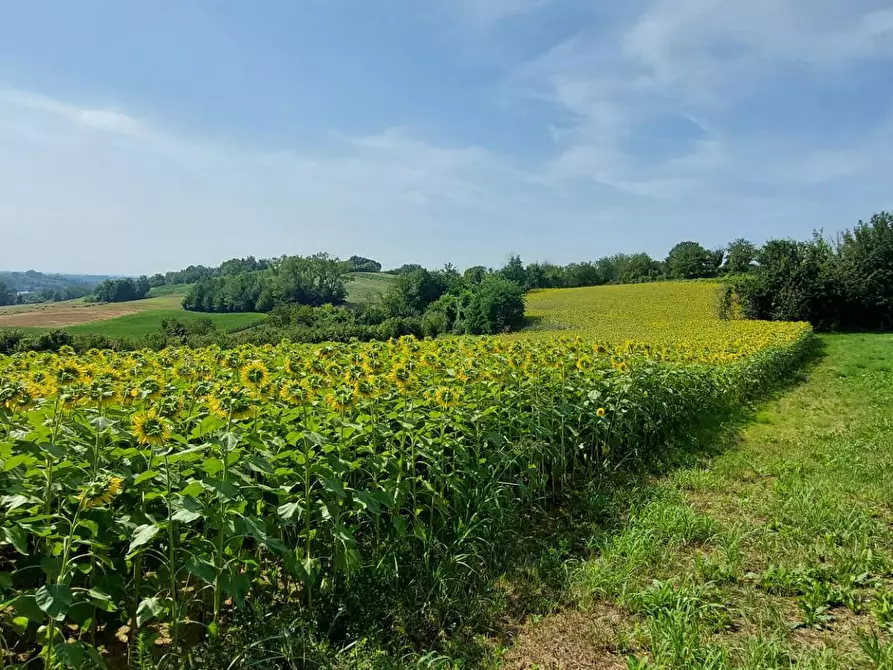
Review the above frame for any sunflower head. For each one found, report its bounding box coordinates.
[207,386,254,420]
[353,377,378,400]
[596,407,607,418]
[80,476,124,509]
[433,386,460,409]
[132,409,172,446]
[240,360,271,390]
[326,387,355,414]
[280,381,310,406]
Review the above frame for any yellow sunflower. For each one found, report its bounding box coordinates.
[132,409,172,446]
[80,476,124,509]
[240,360,271,390]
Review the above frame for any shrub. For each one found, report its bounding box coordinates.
[464,277,525,334]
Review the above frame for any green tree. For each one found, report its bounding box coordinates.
[463,266,488,284]
[0,279,15,306]
[464,277,525,334]
[382,268,447,317]
[498,254,527,286]
[666,241,717,279]
[836,212,893,329]
[724,238,756,274]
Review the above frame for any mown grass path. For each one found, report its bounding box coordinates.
[502,334,893,669]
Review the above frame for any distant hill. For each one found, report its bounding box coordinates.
[0,270,117,293]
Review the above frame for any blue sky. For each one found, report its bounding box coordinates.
[1,0,892,275]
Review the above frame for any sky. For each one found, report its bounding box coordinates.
[1,1,892,275]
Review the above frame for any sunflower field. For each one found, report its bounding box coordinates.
[0,282,812,667]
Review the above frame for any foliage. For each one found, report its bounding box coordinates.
[381,268,450,317]
[93,277,151,303]
[726,236,843,330]
[0,280,14,307]
[0,270,103,305]
[345,256,383,273]
[463,276,525,335]
[836,212,893,330]
[666,241,722,280]
[182,253,351,314]
[724,238,757,275]
[0,283,811,665]
[387,264,424,275]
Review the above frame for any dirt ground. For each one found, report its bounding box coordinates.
[0,301,141,328]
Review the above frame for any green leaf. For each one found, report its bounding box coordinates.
[133,470,159,486]
[185,556,216,584]
[127,524,160,555]
[40,557,61,579]
[172,508,203,523]
[87,588,117,612]
[10,616,29,635]
[8,594,43,623]
[3,454,35,471]
[35,584,73,621]
[277,500,302,521]
[201,458,224,476]
[136,597,164,628]
[2,526,28,555]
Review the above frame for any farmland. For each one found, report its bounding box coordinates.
[0,273,394,340]
[0,281,818,667]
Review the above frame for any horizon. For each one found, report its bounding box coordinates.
[1,1,892,275]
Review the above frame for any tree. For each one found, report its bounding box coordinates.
[0,280,14,306]
[665,241,717,279]
[382,268,448,317]
[345,256,382,273]
[93,278,150,303]
[463,266,488,284]
[498,254,527,286]
[464,277,526,334]
[836,212,893,330]
[724,239,756,275]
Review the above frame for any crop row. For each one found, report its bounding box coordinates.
[0,327,811,666]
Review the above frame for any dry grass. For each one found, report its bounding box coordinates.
[0,294,183,328]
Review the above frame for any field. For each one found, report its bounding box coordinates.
[504,334,893,670]
[0,282,815,667]
[0,288,261,337]
[345,271,396,305]
[0,274,393,338]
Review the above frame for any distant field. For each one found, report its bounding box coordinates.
[64,310,263,337]
[0,294,183,328]
[0,275,389,336]
[147,283,193,297]
[0,284,262,336]
[345,272,395,305]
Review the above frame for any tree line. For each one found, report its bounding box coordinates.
[181,253,349,313]
[723,212,893,331]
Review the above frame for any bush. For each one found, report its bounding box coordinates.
[464,277,525,334]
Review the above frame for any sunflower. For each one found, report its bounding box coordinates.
[280,381,311,406]
[432,386,460,409]
[596,407,607,418]
[132,409,172,446]
[53,360,86,386]
[353,377,378,400]
[80,476,124,509]
[388,364,415,392]
[326,387,355,413]
[207,387,254,420]
[240,360,271,390]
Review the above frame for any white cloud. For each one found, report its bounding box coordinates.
[0,88,571,274]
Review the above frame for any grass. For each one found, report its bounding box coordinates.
[499,333,893,669]
[345,271,395,305]
[63,309,264,337]
[146,283,192,297]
